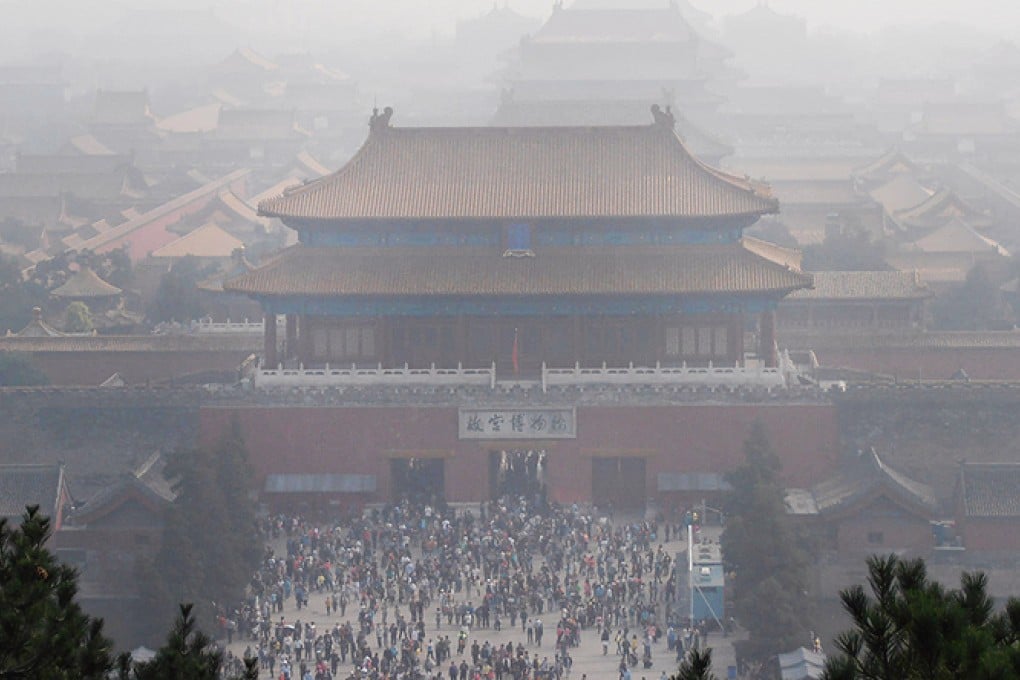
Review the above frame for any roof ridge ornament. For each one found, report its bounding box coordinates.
[369,106,394,133]
[650,104,676,130]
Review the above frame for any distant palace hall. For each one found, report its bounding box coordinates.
[228,108,809,375]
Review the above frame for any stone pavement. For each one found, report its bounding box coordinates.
[225,525,742,679]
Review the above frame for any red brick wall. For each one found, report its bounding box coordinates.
[29,350,252,385]
[961,518,1020,552]
[835,516,933,557]
[200,402,839,507]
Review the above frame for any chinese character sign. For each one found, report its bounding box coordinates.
[458,408,576,439]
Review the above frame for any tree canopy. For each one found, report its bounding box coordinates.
[802,218,888,272]
[721,420,811,665]
[147,255,214,324]
[0,505,117,679]
[822,554,1020,680]
[63,301,94,333]
[131,604,256,680]
[672,648,719,680]
[0,505,258,680]
[143,419,261,637]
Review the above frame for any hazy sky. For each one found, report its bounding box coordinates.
[507,0,1020,34]
[3,0,1018,65]
[270,0,1020,43]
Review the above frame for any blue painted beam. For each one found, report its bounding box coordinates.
[261,295,783,317]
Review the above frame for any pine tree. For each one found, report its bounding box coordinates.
[672,648,718,680]
[822,555,1020,680]
[144,418,261,636]
[0,505,118,679]
[721,420,811,665]
[132,604,222,680]
[131,604,259,680]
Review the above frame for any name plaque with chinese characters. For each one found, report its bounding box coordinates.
[458,408,577,440]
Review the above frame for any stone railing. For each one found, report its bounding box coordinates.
[540,359,791,392]
[254,362,497,389]
[153,318,279,335]
[252,354,798,391]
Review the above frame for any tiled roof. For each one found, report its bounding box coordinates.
[895,190,993,230]
[151,223,244,259]
[907,218,1008,256]
[10,308,65,337]
[852,149,918,182]
[531,6,695,43]
[69,460,174,525]
[812,449,936,517]
[0,464,64,521]
[786,271,930,301]
[217,190,269,227]
[869,175,932,214]
[258,121,778,221]
[224,240,810,298]
[156,103,221,134]
[50,267,122,298]
[294,151,331,179]
[74,169,249,257]
[65,134,116,156]
[960,463,1020,517]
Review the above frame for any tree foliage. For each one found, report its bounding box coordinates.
[672,648,719,680]
[0,352,49,386]
[721,420,811,664]
[147,255,214,324]
[144,419,261,636]
[802,219,888,272]
[822,554,1020,680]
[131,604,255,680]
[931,264,1006,331]
[63,301,94,333]
[0,253,41,335]
[0,505,117,679]
[0,505,258,680]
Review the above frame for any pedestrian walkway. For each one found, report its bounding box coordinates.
[222,504,742,679]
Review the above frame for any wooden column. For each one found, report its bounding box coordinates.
[263,313,277,368]
[654,314,664,364]
[455,315,467,367]
[569,315,580,366]
[379,317,391,367]
[736,315,745,366]
[298,314,312,365]
[759,309,777,368]
[285,314,298,360]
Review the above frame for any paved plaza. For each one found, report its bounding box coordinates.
[224,519,741,679]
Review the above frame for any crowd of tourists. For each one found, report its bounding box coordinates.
[218,497,713,680]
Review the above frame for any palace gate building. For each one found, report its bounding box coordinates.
[206,109,838,511]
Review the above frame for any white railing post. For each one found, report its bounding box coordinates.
[541,362,547,394]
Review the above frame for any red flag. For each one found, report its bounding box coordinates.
[512,327,519,375]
